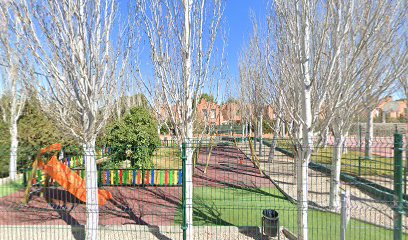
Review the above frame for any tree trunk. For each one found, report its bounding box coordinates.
[364,110,373,159]
[84,139,99,240]
[242,123,245,142]
[297,1,312,237]
[182,0,194,238]
[282,121,286,137]
[342,139,348,154]
[185,120,194,239]
[329,134,345,209]
[259,114,263,156]
[322,127,329,148]
[268,117,281,163]
[9,119,18,181]
[297,137,311,240]
[382,110,386,123]
[254,120,257,150]
[249,120,252,136]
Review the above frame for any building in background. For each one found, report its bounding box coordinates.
[375,96,407,122]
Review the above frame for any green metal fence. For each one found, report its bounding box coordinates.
[0,134,407,239]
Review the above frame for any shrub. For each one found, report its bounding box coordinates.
[0,96,79,177]
[106,107,160,168]
[0,121,10,177]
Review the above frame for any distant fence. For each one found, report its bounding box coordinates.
[23,168,183,187]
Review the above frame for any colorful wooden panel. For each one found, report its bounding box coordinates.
[107,170,111,186]
[169,170,173,186]
[120,170,123,185]
[136,171,141,184]
[151,170,155,185]
[160,170,165,185]
[128,170,133,185]
[165,170,169,185]
[29,168,182,187]
[132,170,137,185]
[143,170,148,185]
[114,170,119,185]
[173,170,178,185]
[155,170,160,185]
[123,170,128,185]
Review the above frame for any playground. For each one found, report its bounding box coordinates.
[0,142,279,238]
[0,138,404,239]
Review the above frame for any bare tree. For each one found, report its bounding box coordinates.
[399,64,408,102]
[136,0,224,238]
[362,1,407,159]
[11,1,131,239]
[266,0,358,238]
[0,5,28,181]
[239,15,268,156]
[326,0,407,209]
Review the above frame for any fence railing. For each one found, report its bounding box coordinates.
[0,134,407,239]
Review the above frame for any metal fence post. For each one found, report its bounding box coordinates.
[181,142,187,240]
[340,191,350,240]
[358,124,362,151]
[358,157,362,176]
[394,133,403,240]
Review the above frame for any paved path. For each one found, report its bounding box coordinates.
[237,141,408,232]
[0,225,284,240]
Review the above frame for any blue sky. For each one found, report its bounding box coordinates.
[223,0,267,77]
[117,0,268,99]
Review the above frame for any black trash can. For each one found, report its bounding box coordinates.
[262,209,279,237]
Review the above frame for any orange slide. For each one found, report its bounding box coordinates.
[35,143,112,206]
[40,156,112,206]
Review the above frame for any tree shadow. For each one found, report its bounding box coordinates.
[43,187,83,206]
[109,189,173,240]
[195,174,287,201]
[238,226,267,240]
[188,196,233,226]
[48,202,85,240]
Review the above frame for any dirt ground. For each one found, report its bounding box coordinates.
[0,145,273,228]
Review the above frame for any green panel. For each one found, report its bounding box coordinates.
[37,170,42,184]
[160,170,165,185]
[114,169,119,185]
[169,170,174,186]
[123,170,129,185]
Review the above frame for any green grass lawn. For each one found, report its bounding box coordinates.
[273,139,395,177]
[0,179,24,198]
[151,146,181,169]
[312,148,394,177]
[176,187,399,239]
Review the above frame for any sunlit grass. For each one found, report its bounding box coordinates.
[176,187,399,239]
[151,146,181,169]
[0,178,24,198]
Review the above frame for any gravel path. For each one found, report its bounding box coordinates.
[237,141,408,232]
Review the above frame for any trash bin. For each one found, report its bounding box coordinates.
[262,209,279,237]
